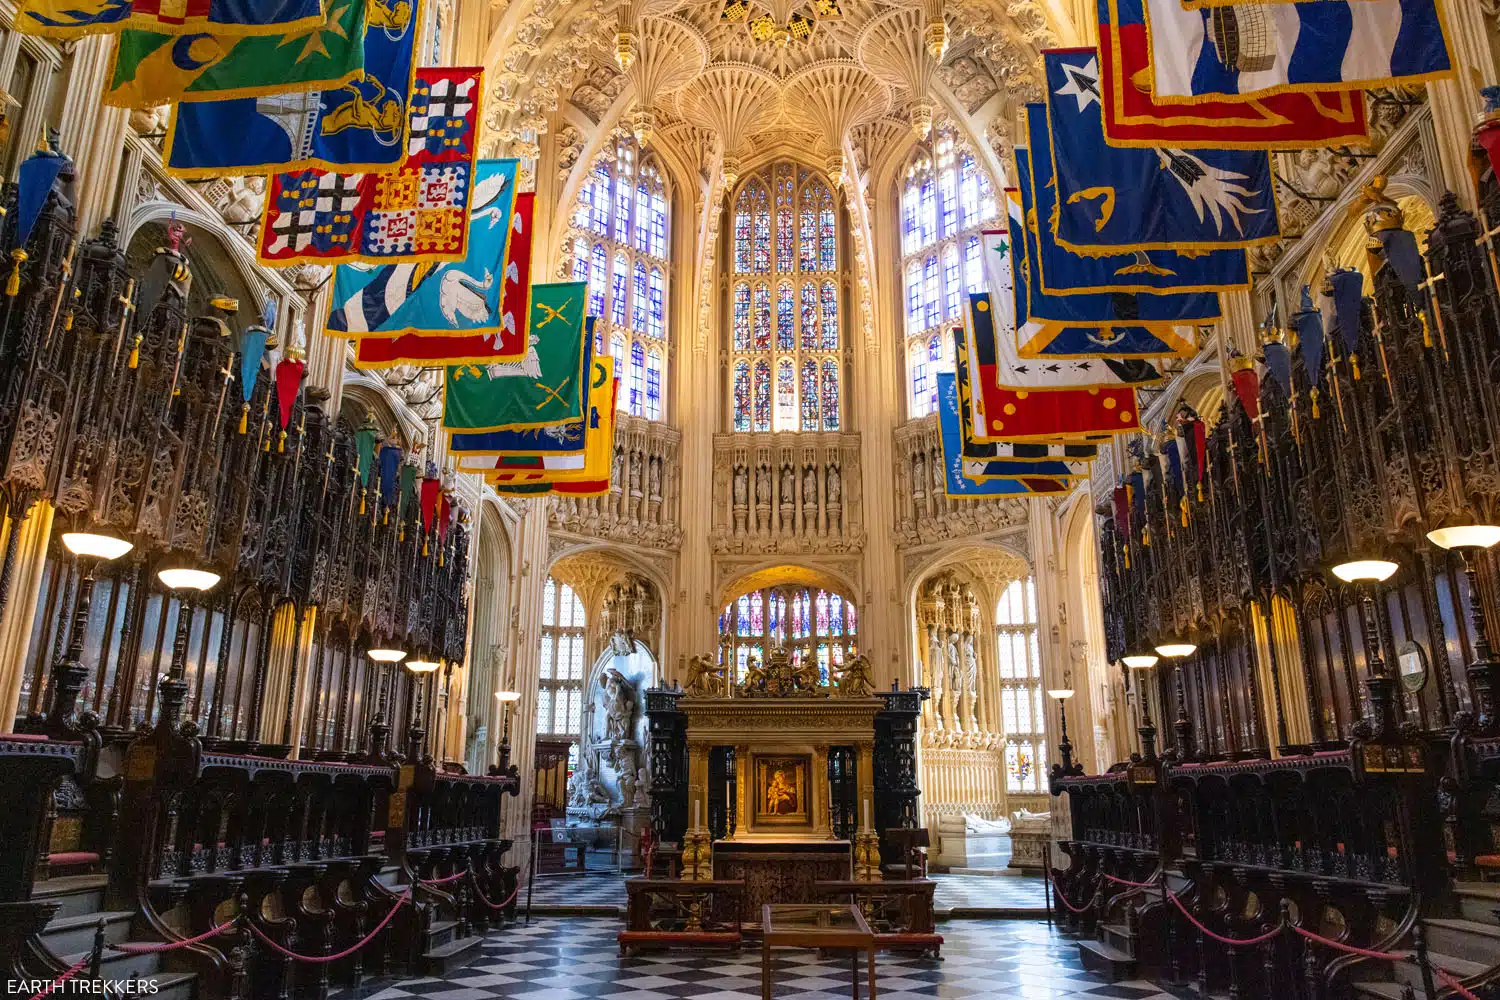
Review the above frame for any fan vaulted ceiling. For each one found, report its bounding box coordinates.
[478,0,1072,186]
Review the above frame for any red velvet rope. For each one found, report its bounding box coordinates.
[1166,891,1284,947]
[471,874,522,912]
[1437,967,1485,1000]
[1103,873,1161,889]
[1292,925,1411,962]
[248,891,411,964]
[418,870,470,886]
[1045,869,1097,913]
[112,918,238,954]
[28,958,88,1000]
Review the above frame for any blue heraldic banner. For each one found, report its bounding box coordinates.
[1021,111,1248,295]
[937,373,1066,497]
[327,158,518,335]
[1012,146,1221,326]
[1042,49,1280,254]
[164,0,421,176]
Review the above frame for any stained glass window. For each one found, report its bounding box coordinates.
[734,283,751,351]
[753,359,771,432]
[776,358,796,431]
[943,244,961,319]
[538,578,586,737]
[901,129,997,418]
[649,268,664,340]
[820,280,838,350]
[821,359,840,431]
[632,262,649,333]
[730,162,844,433]
[753,284,771,350]
[612,252,629,326]
[567,136,670,420]
[635,181,652,253]
[733,361,751,432]
[588,243,607,316]
[718,585,857,682]
[646,348,662,421]
[777,282,794,350]
[800,359,820,430]
[629,341,645,416]
[996,577,1047,793]
[800,282,818,351]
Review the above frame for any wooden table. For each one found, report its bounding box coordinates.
[760,903,876,1000]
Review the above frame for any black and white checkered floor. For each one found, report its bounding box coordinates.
[523,873,1048,914]
[350,916,1186,1000]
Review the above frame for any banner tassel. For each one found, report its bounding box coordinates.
[238,403,248,434]
[1350,353,1361,380]
[278,430,286,453]
[6,249,26,296]
[128,335,141,369]
[360,490,367,516]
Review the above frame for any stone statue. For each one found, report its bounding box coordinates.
[683,653,718,695]
[755,467,771,506]
[826,465,841,504]
[962,636,978,695]
[802,466,817,504]
[600,667,635,741]
[733,466,748,505]
[836,653,874,697]
[633,765,651,808]
[780,465,794,503]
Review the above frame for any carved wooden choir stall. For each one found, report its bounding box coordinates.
[0,141,521,999]
[620,649,939,956]
[1048,173,1500,1000]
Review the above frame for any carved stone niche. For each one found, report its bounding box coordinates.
[711,431,864,555]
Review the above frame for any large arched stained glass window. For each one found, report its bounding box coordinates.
[538,577,587,738]
[900,127,998,418]
[717,585,857,685]
[995,577,1046,794]
[570,136,670,421]
[730,162,844,433]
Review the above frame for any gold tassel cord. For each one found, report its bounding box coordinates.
[1349,353,1361,381]
[238,402,248,434]
[278,429,286,453]
[1310,388,1321,420]
[129,334,142,369]
[6,249,26,296]
[360,489,367,516]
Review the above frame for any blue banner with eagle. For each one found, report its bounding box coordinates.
[163,0,421,176]
[1020,110,1249,295]
[325,158,518,337]
[1042,48,1281,254]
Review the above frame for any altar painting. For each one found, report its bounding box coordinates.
[754,756,810,827]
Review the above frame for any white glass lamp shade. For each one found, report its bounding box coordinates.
[1047,688,1075,700]
[1122,654,1159,669]
[495,690,521,702]
[62,533,134,561]
[157,567,221,591]
[1154,641,1197,658]
[367,648,408,663]
[1331,559,1399,584]
[1426,525,1500,551]
[406,658,441,673]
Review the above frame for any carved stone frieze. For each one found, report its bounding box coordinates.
[711,431,865,555]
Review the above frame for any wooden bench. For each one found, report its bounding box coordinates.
[816,879,943,958]
[618,878,745,954]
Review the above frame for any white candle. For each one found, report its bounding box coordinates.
[694,798,701,830]
[863,798,871,830]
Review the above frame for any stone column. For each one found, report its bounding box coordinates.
[813,743,831,838]
[1426,11,1497,210]
[732,743,749,838]
[0,501,54,731]
[501,499,551,868]
[56,36,130,237]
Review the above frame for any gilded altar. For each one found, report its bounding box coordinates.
[675,648,884,898]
